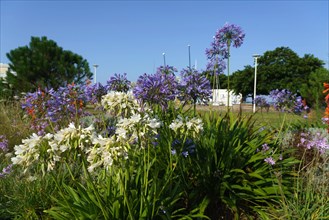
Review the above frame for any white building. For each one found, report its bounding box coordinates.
[211,89,242,106]
[0,63,9,78]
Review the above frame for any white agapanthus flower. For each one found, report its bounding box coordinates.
[11,133,44,166]
[169,115,204,138]
[101,91,140,118]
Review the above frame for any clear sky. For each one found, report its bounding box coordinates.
[1,0,328,84]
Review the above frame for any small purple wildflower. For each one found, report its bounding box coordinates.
[298,129,329,154]
[171,138,196,157]
[279,154,283,161]
[264,157,276,165]
[262,143,270,152]
[0,164,13,178]
[171,149,177,155]
[182,151,189,158]
[0,135,9,152]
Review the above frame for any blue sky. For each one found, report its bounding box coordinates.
[1,0,328,84]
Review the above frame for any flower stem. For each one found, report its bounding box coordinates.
[227,40,231,112]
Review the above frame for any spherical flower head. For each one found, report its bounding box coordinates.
[133,72,178,110]
[215,23,245,48]
[106,73,131,93]
[205,22,245,60]
[178,67,212,105]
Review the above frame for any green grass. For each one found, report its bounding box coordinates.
[195,104,322,129]
[0,101,31,149]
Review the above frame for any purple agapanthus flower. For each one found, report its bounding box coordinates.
[206,22,245,60]
[133,72,178,110]
[84,82,107,104]
[178,67,212,105]
[171,138,196,158]
[206,56,227,75]
[106,73,131,93]
[269,89,306,114]
[21,83,90,135]
[156,65,178,75]
[255,96,269,108]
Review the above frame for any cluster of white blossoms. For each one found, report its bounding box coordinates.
[86,135,127,173]
[101,91,140,118]
[115,113,161,147]
[169,115,203,138]
[11,103,162,174]
[11,133,45,171]
[11,123,95,172]
[46,123,94,171]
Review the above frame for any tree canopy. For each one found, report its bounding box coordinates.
[231,47,324,101]
[300,68,329,108]
[5,36,92,94]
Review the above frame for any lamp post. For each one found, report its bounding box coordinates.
[188,45,191,69]
[162,53,166,67]
[93,64,99,84]
[253,54,260,113]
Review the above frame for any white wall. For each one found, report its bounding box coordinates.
[211,89,242,106]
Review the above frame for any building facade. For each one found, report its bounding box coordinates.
[0,63,9,78]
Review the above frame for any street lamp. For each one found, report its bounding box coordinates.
[162,53,166,66]
[188,45,191,68]
[93,64,99,84]
[253,54,260,113]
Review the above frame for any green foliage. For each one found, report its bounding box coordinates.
[0,79,13,101]
[260,149,329,219]
[231,47,324,99]
[230,65,254,98]
[45,130,208,219]
[189,112,298,219]
[202,70,228,89]
[0,96,327,219]
[5,36,92,94]
[0,172,55,219]
[300,68,329,108]
[0,101,31,150]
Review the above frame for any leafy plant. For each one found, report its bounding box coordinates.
[188,112,298,219]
